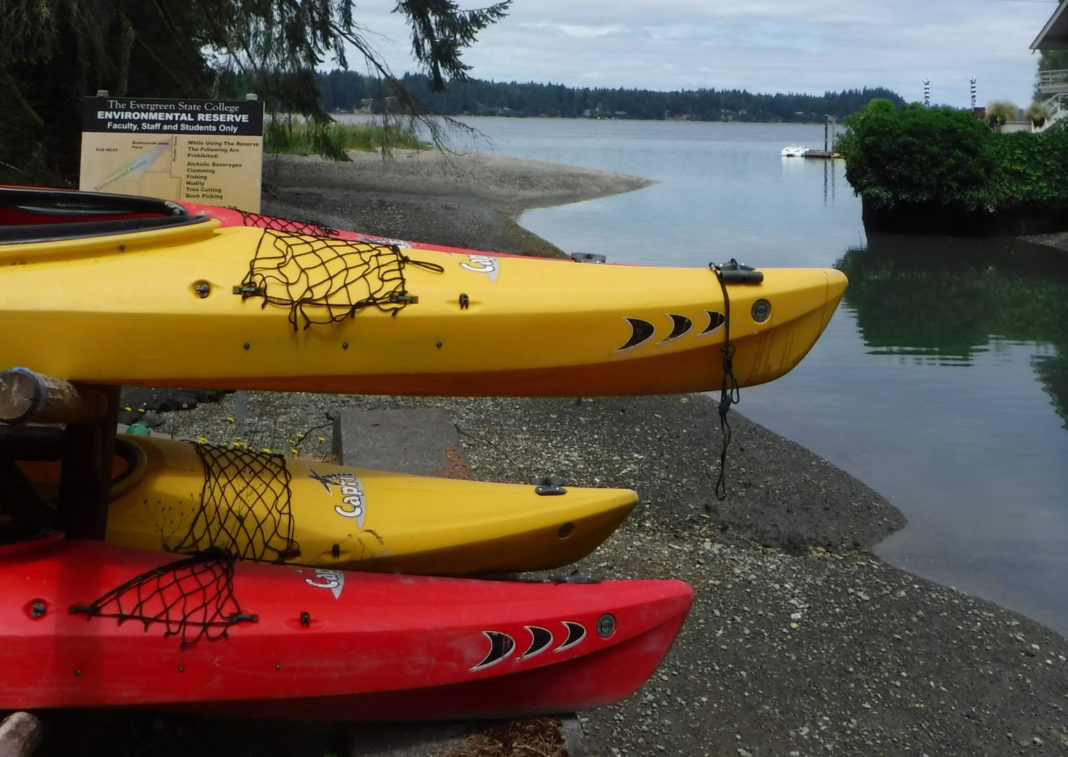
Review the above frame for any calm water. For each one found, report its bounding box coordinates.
[445,117,1068,635]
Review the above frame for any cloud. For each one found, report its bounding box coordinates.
[525,22,626,39]
[342,1,1054,106]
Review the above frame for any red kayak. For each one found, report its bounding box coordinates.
[0,534,692,719]
[182,200,478,255]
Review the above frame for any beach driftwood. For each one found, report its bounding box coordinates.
[0,712,42,757]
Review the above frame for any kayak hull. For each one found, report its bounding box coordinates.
[0,187,847,397]
[0,534,692,718]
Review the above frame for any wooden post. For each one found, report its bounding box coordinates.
[0,425,65,460]
[0,368,119,539]
[0,368,109,425]
[0,458,55,536]
[0,712,42,757]
[55,384,120,540]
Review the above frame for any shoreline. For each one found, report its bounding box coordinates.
[261,150,654,258]
[115,152,1067,755]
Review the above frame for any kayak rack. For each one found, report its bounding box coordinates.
[0,366,119,542]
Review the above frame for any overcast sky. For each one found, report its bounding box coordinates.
[347,0,1059,109]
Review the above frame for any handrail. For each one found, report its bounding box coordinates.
[1050,94,1067,118]
[1032,93,1068,133]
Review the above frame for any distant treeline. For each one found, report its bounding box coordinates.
[317,70,906,123]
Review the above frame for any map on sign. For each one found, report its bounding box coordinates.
[79,96,264,211]
[87,139,178,198]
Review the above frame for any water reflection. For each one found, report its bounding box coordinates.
[1033,354,1068,428]
[467,115,1068,633]
[835,234,1068,426]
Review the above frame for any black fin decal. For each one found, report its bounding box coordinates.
[521,625,554,659]
[618,317,655,351]
[557,621,587,652]
[661,314,693,343]
[701,310,726,335]
[470,631,516,671]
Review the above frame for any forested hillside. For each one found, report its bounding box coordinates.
[318,71,905,122]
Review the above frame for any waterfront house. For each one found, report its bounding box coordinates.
[1031,0,1068,130]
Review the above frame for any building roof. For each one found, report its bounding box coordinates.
[1032,0,1068,49]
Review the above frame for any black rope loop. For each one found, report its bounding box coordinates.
[401,255,446,275]
[710,260,743,502]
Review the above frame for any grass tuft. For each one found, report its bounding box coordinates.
[265,118,429,155]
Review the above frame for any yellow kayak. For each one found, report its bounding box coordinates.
[0,187,846,397]
[20,434,636,575]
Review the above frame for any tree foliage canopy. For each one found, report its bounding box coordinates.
[317,71,904,122]
[1037,49,1068,74]
[0,0,510,184]
[838,99,996,209]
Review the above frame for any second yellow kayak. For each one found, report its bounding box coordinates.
[58,434,637,575]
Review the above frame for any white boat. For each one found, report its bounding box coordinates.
[781,145,808,158]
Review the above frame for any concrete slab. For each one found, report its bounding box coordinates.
[333,407,470,478]
[333,408,584,757]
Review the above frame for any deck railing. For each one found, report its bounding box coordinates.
[1037,69,1068,94]
[1048,93,1068,127]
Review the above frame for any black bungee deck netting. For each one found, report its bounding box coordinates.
[69,549,258,647]
[173,442,300,564]
[234,229,443,330]
[236,209,336,237]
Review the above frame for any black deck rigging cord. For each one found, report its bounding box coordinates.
[236,209,337,238]
[710,260,743,501]
[235,230,444,330]
[69,548,258,648]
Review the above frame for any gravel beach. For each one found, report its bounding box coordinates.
[44,150,1067,756]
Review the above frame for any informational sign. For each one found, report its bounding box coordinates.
[79,95,264,211]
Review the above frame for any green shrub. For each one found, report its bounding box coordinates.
[838,100,994,210]
[987,130,1068,208]
[839,99,1068,213]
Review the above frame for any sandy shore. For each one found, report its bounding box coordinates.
[48,151,1066,756]
[261,150,653,258]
